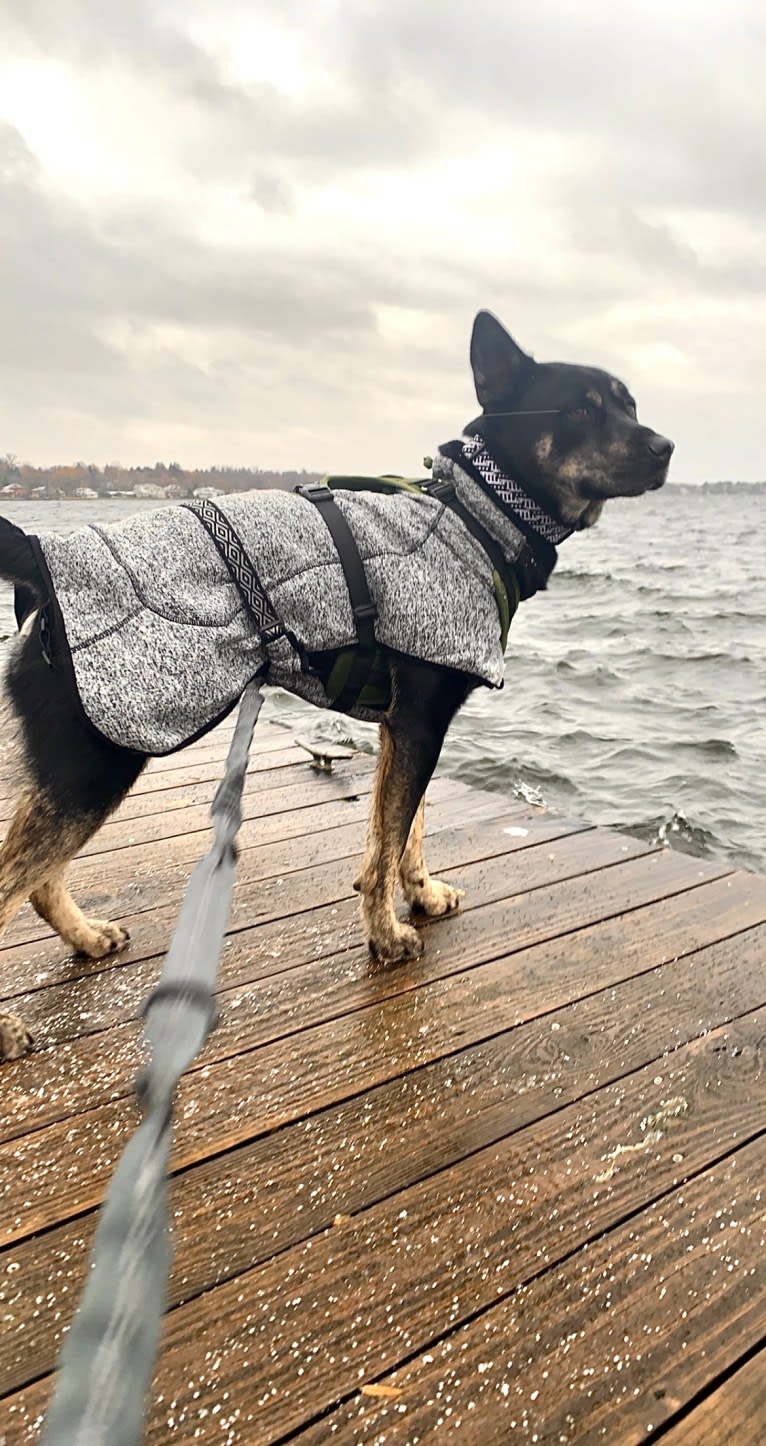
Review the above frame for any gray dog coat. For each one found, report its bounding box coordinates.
[29,439,568,755]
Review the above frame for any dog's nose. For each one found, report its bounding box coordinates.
[648,434,674,463]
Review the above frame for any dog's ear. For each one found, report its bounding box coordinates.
[470,311,534,410]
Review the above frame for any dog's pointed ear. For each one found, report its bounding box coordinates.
[470,311,534,411]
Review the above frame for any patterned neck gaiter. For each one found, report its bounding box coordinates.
[458,433,573,545]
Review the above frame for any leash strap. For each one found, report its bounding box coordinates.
[184,499,286,645]
[295,483,378,712]
[40,682,263,1446]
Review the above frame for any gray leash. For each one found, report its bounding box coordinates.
[40,681,263,1446]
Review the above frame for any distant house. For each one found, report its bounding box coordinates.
[73,486,99,499]
[134,482,169,499]
[163,482,188,499]
[0,482,26,499]
[192,486,225,500]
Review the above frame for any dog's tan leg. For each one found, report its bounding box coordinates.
[355,721,424,962]
[0,790,58,932]
[399,797,464,918]
[0,790,56,1059]
[354,660,471,964]
[0,791,129,1061]
[0,874,35,1059]
[29,873,130,959]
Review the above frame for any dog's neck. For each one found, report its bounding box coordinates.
[457,434,573,545]
[433,437,571,598]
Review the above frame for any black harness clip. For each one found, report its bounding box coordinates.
[296,483,334,504]
[424,478,456,505]
[353,599,378,625]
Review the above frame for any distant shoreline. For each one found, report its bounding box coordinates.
[1,481,765,502]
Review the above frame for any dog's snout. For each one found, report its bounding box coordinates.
[648,433,674,463]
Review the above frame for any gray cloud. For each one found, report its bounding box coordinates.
[0,3,764,478]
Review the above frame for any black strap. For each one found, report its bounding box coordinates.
[435,440,559,597]
[295,484,378,713]
[423,477,526,606]
[183,499,285,645]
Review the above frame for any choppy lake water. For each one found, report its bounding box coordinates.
[2,490,764,874]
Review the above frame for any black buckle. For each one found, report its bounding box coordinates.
[296,483,333,503]
[426,479,456,504]
[353,600,378,624]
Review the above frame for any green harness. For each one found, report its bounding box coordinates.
[299,472,520,714]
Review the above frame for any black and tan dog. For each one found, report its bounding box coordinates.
[0,311,672,1060]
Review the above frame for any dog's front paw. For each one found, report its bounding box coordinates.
[405,877,465,918]
[79,920,131,959]
[0,1011,34,1062]
[368,919,424,965]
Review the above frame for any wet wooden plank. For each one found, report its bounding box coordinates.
[138,717,289,768]
[0,830,682,1147]
[0,763,473,950]
[2,719,764,1445]
[660,1349,766,1443]
[0,718,296,809]
[78,758,381,856]
[291,1135,766,1446]
[0,790,560,976]
[4,1005,765,1441]
[77,756,380,851]
[1,932,765,1402]
[0,855,742,1241]
[3,843,755,1016]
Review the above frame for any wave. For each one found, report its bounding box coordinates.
[621,809,719,860]
[676,736,738,759]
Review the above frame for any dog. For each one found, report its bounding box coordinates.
[0,310,673,1061]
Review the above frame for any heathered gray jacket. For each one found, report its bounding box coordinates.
[32,445,551,754]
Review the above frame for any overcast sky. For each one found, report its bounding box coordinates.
[1,0,764,482]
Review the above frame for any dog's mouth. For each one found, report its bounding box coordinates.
[592,450,671,499]
[584,429,674,499]
[578,465,666,501]
[643,452,672,491]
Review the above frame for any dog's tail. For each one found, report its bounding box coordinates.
[0,517,45,631]
[0,516,44,596]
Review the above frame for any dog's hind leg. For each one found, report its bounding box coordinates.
[0,782,144,1059]
[399,797,465,918]
[0,791,83,939]
[0,561,148,1058]
[0,705,147,1058]
[0,793,95,1056]
[355,659,472,964]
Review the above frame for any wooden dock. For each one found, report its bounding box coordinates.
[0,717,765,1444]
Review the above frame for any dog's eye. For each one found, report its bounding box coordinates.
[568,406,589,420]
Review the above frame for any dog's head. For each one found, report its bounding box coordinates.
[467,311,673,530]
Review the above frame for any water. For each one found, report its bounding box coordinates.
[1,491,764,874]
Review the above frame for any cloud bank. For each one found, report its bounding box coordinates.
[1,0,764,480]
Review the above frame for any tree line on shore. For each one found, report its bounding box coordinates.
[2,454,763,500]
[0,456,322,499]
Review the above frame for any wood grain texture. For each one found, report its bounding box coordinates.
[1,722,765,1445]
[659,1348,766,1444]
